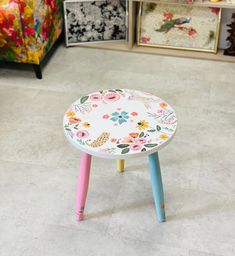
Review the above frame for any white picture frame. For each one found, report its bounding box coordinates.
[63,0,128,46]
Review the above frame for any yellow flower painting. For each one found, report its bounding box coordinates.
[136,120,149,130]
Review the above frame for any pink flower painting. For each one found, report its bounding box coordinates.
[90,94,102,101]
[104,93,120,102]
[141,36,150,44]
[76,130,89,139]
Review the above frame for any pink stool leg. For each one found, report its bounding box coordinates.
[76,152,92,221]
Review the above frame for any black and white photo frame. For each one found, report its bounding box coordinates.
[63,0,127,46]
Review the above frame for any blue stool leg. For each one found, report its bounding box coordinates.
[148,152,166,222]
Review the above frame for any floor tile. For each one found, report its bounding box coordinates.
[0,124,66,166]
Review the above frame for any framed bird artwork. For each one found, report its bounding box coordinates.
[137,3,221,53]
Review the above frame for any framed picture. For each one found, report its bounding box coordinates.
[158,0,194,3]
[137,2,221,53]
[64,0,127,46]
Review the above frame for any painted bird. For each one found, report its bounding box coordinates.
[156,17,191,33]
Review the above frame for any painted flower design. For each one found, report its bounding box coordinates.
[111,138,117,143]
[131,112,138,116]
[130,143,142,151]
[159,102,168,108]
[159,134,169,140]
[104,93,120,102]
[188,27,197,37]
[136,120,149,130]
[157,109,165,114]
[82,122,90,128]
[110,111,129,125]
[116,131,158,154]
[123,136,134,143]
[129,132,139,138]
[135,138,146,144]
[141,36,150,43]
[90,94,102,101]
[163,12,173,21]
[69,117,81,124]
[103,114,110,119]
[66,111,76,117]
[76,130,89,138]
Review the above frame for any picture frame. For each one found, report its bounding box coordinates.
[137,2,221,53]
[63,0,128,46]
[158,0,194,3]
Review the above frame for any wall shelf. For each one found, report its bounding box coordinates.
[78,41,235,63]
[74,0,235,63]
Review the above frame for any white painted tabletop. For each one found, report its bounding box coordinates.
[63,89,177,159]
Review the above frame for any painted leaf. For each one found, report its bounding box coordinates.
[121,111,128,115]
[77,139,85,145]
[139,132,144,137]
[118,119,127,125]
[156,125,161,131]
[108,89,117,92]
[80,96,89,104]
[115,89,123,92]
[117,144,130,148]
[111,112,119,116]
[141,148,147,152]
[144,144,158,148]
[121,148,130,154]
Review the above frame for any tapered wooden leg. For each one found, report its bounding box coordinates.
[32,64,42,79]
[148,152,165,222]
[76,152,92,221]
[117,159,125,172]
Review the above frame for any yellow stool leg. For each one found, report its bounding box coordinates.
[117,159,125,172]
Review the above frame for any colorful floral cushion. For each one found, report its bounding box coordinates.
[0,0,63,64]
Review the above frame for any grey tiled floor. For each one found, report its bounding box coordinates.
[0,45,235,256]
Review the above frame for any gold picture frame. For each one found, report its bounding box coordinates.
[137,2,221,53]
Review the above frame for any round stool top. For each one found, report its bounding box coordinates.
[63,89,177,159]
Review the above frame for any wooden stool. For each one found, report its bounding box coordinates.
[63,89,177,222]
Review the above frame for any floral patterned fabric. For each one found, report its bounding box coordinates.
[0,0,63,64]
[63,89,177,159]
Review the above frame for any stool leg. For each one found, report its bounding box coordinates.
[148,152,166,222]
[76,152,92,221]
[117,159,125,172]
